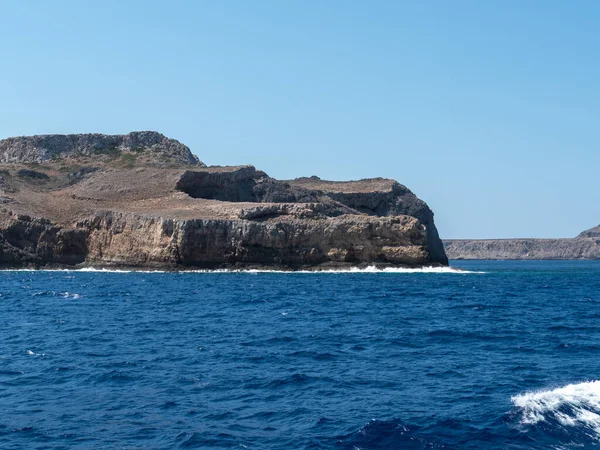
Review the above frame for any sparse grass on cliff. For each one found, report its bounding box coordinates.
[120,153,137,168]
[94,145,121,158]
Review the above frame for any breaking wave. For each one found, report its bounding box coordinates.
[510,380,600,443]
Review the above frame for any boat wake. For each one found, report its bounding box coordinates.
[510,380,600,443]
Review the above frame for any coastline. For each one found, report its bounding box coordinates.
[444,231,600,260]
[0,260,451,273]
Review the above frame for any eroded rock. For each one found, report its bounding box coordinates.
[0,132,448,269]
[0,131,203,166]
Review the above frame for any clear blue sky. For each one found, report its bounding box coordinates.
[1,1,598,239]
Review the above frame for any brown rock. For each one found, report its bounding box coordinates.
[0,132,448,270]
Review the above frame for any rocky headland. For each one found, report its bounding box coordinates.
[0,131,448,270]
[444,226,600,260]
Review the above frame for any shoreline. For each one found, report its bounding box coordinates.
[0,261,469,274]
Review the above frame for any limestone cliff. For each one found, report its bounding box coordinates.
[0,131,202,166]
[0,132,447,270]
[444,227,600,260]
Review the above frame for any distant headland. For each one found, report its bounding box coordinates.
[0,132,447,270]
[444,226,600,260]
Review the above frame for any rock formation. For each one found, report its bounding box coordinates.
[0,132,448,270]
[578,226,600,239]
[0,131,201,166]
[444,227,600,260]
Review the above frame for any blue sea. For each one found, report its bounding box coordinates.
[2,261,600,449]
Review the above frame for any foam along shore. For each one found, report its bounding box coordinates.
[0,265,482,274]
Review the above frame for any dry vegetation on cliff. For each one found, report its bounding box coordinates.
[0,132,447,269]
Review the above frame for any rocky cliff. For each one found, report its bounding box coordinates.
[0,131,202,166]
[444,227,600,260]
[0,132,447,270]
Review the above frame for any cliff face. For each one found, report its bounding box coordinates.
[0,132,447,270]
[444,227,600,260]
[285,177,448,264]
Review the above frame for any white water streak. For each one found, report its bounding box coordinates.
[512,380,600,438]
[1,265,483,274]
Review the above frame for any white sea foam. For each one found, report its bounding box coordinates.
[0,265,483,274]
[77,267,144,273]
[231,266,483,274]
[166,265,482,274]
[512,380,600,438]
[1,268,164,273]
[32,290,81,299]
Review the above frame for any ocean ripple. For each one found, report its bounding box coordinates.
[1,260,600,449]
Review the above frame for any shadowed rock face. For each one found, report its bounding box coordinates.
[0,132,448,270]
[175,166,267,202]
[444,226,600,260]
[285,178,448,264]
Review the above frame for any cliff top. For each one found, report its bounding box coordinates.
[0,132,435,230]
[287,176,410,194]
[0,131,203,167]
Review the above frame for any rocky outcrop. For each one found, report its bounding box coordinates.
[0,131,202,166]
[0,214,88,266]
[176,166,267,202]
[286,177,448,265]
[0,210,431,269]
[444,227,600,260]
[578,226,600,239]
[77,211,430,268]
[0,132,448,270]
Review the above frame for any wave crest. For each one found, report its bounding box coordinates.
[511,380,600,441]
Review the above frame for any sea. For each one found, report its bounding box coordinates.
[1,260,600,449]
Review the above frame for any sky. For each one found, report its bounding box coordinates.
[1,1,598,239]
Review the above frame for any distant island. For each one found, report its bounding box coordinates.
[444,226,600,260]
[0,131,447,270]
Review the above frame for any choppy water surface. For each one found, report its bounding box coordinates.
[2,261,600,449]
